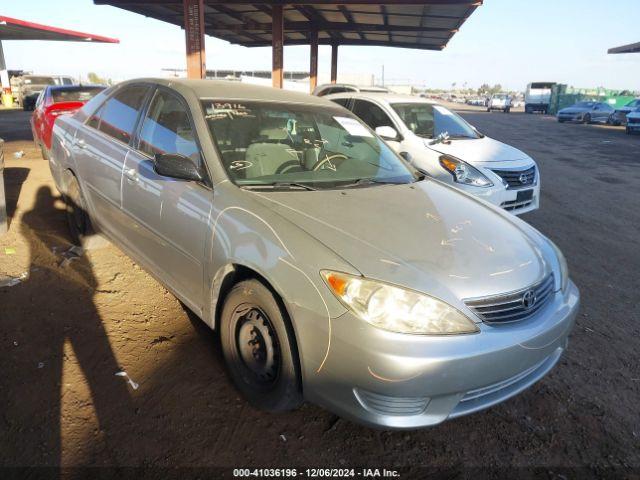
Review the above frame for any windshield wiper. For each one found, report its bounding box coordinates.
[241,182,318,191]
[339,178,405,188]
[447,134,477,139]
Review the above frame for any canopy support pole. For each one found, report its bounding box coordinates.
[309,29,318,93]
[272,4,284,88]
[330,44,338,84]
[184,0,206,79]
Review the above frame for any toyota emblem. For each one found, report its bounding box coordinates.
[519,173,528,184]
[522,290,537,309]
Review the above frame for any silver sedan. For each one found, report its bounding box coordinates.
[49,78,579,429]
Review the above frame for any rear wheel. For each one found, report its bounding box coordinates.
[64,172,94,245]
[220,279,303,412]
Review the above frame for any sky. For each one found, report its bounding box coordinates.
[2,0,639,91]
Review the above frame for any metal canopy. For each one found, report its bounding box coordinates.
[93,1,480,51]
[608,42,640,54]
[0,15,119,43]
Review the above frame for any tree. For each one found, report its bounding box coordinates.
[87,72,112,85]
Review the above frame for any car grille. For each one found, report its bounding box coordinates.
[464,274,555,324]
[500,198,533,212]
[491,166,536,189]
[450,347,563,419]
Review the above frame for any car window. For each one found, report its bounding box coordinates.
[330,98,352,109]
[52,87,104,103]
[352,100,395,130]
[138,90,199,162]
[391,103,480,139]
[97,85,150,144]
[35,89,46,108]
[202,100,417,189]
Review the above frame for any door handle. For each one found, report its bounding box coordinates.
[74,138,87,149]
[124,168,138,183]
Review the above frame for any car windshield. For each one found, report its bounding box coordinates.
[574,102,595,108]
[202,100,418,189]
[626,100,640,108]
[24,76,55,85]
[52,87,105,103]
[390,103,480,139]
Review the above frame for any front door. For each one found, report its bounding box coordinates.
[122,88,211,312]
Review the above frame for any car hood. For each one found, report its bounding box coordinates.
[426,135,530,163]
[251,180,549,303]
[559,107,589,114]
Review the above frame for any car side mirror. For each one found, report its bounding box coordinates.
[154,153,203,182]
[375,126,400,141]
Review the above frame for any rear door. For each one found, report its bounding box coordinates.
[123,88,211,312]
[73,84,151,238]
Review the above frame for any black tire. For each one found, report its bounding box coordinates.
[486,108,491,112]
[627,126,631,135]
[64,172,94,245]
[220,279,303,412]
[525,105,532,114]
[583,113,591,124]
[558,118,565,123]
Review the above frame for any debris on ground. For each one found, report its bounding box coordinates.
[4,247,16,255]
[13,151,25,159]
[58,245,84,267]
[115,371,139,390]
[0,272,28,288]
[279,434,287,442]
[37,362,44,369]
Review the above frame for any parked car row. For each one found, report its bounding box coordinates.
[556,98,640,134]
[14,74,77,110]
[44,78,578,429]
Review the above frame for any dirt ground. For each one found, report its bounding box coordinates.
[0,107,639,475]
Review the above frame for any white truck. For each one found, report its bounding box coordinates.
[525,82,556,114]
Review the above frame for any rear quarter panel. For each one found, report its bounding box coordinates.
[49,116,80,194]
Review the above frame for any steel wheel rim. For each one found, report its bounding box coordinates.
[234,305,280,386]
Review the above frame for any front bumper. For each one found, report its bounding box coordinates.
[305,281,579,429]
[626,119,640,131]
[557,113,584,122]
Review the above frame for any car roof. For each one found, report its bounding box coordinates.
[325,91,439,105]
[120,78,334,107]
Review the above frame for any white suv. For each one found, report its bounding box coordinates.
[327,93,540,215]
[487,93,512,113]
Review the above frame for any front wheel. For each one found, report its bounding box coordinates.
[220,279,303,412]
[583,113,591,124]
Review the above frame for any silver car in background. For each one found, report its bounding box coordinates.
[326,93,541,214]
[49,79,579,429]
[557,101,614,124]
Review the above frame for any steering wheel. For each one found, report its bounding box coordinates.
[312,153,349,172]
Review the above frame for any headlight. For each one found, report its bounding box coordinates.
[321,271,479,335]
[439,155,493,187]
[548,240,569,292]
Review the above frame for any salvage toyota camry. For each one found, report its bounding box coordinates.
[49,79,579,429]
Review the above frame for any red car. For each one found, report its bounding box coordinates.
[31,84,105,159]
